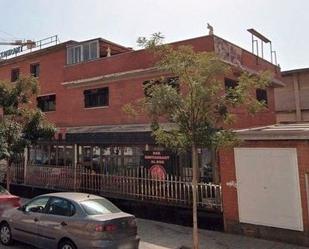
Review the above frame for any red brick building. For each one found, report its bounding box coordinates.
[0,34,284,215]
[0,34,282,175]
[0,35,281,129]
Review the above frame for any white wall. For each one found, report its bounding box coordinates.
[234,148,303,231]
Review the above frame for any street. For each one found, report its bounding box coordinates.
[6,218,308,249]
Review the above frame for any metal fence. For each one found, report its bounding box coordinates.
[8,163,222,211]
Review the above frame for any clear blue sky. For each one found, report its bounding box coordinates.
[0,0,308,70]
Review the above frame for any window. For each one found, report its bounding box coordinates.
[46,198,75,216]
[83,43,90,61]
[143,76,179,97]
[84,87,109,108]
[65,145,74,166]
[37,94,56,112]
[11,68,20,82]
[30,63,40,77]
[67,45,81,64]
[77,145,143,174]
[224,78,238,99]
[24,197,50,213]
[67,40,99,65]
[224,78,237,90]
[57,145,65,165]
[80,199,121,215]
[89,41,98,59]
[256,89,268,105]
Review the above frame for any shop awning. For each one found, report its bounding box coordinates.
[65,123,176,144]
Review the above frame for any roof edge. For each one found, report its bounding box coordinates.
[282,67,309,76]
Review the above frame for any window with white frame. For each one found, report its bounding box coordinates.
[67,40,99,65]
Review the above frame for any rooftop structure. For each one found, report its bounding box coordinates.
[275,67,309,123]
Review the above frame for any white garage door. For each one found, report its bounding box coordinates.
[234,148,303,231]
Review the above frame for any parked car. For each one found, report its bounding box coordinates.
[0,192,139,249]
[0,185,20,215]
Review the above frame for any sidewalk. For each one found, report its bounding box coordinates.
[138,219,308,249]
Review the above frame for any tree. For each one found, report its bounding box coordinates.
[0,76,55,191]
[124,33,272,249]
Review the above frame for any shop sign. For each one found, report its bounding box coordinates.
[144,151,171,180]
[0,46,23,59]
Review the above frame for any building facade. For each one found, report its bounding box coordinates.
[0,34,282,210]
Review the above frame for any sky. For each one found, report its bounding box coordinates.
[0,0,308,71]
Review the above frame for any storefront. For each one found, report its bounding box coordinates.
[26,124,214,182]
[12,124,222,210]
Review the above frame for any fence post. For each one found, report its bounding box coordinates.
[23,147,28,185]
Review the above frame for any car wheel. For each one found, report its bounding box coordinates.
[59,240,77,249]
[0,222,13,245]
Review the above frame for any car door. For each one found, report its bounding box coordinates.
[10,196,50,248]
[37,197,77,249]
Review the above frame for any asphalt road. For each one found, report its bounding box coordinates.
[3,241,33,249]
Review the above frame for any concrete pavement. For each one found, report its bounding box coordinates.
[6,218,308,249]
[137,219,307,249]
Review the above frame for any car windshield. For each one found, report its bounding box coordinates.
[0,186,9,195]
[80,198,121,215]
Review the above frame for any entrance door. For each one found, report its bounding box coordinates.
[234,148,303,231]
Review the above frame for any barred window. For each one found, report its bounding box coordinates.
[84,87,109,108]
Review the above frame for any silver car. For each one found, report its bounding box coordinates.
[0,192,139,249]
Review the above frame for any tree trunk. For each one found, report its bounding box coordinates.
[192,144,199,249]
[6,159,11,192]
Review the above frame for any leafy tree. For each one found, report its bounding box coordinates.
[125,33,272,249]
[0,76,55,191]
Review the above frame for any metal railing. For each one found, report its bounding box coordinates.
[0,35,59,60]
[8,163,222,211]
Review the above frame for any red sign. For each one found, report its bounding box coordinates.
[149,164,166,180]
[144,151,171,179]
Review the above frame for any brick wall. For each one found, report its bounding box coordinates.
[0,35,279,129]
[276,69,309,122]
[220,140,309,246]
